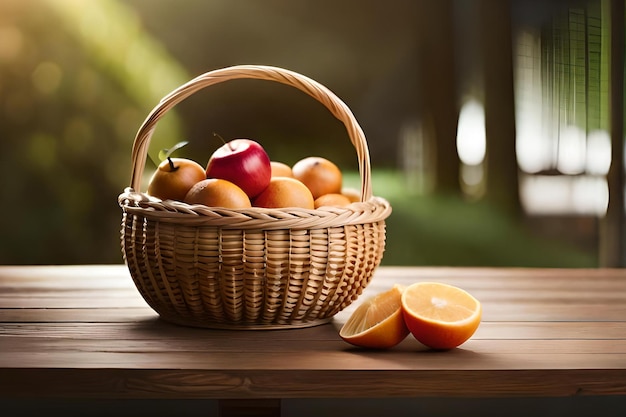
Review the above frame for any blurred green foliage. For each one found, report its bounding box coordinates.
[343,171,597,267]
[0,1,136,263]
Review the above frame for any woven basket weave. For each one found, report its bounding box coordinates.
[118,65,392,329]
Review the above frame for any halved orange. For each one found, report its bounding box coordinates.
[339,284,410,349]
[401,282,482,350]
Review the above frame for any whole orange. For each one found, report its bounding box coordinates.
[270,161,293,178]
[147,158,207,202]
[292,156,342,199]
[252,177,315,209]
[184,178,251,209]
[314,193,352,208]
[341,187,361,203]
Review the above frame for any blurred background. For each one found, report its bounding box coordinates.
[0,0,623,267]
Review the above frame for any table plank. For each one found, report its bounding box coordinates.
[0,308,157,323]
[1,368,624,399]
[2,321,626,341]
[2,303,625,322]
[2,264,626,289]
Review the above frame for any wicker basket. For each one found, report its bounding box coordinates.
[118,65,392,329]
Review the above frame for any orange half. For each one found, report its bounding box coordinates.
[401,282,482,350]
[339,284,410,349]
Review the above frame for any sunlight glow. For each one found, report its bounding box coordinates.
[520,174,609,215]
[32,61,63,94]
[586,129,611,175]
[44,0,189,168]
[516,110,551,173]
[456,100,486,166]
[557,125,587,174]
[0,25,24,61]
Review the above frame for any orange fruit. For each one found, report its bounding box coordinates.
[401,282,482,350]
[252,177,315,209]
[183,178,251,209]
[270,161,293,178]
[314,193,352,209]
[292,156,342,199]
[342,187,361,203]
[147,157,207,202]
[339,284,410,349]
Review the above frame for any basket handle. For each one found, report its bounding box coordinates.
[129,65,372,202]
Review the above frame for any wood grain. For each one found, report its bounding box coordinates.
[1,265,625,400]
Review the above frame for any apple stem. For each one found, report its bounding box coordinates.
[214,132,234,151]
[167,157,178,171]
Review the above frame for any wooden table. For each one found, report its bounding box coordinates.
[1,265,625,416]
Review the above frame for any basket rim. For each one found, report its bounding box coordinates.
[119,188,391,229]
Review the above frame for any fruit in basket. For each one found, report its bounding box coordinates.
[292,156,342,199]
[205,138,271,198]
[342,187,361,203]
[314,193,352,208]
[252,177,315,209]
[339,284,409,349]
[270,161,293,177]
[401,282,482,350]
[183,178,251,208]
[147,157,207,202]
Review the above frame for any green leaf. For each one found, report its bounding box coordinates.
[158,140,189,161]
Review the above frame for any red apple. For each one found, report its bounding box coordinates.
[205,138,271,198]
